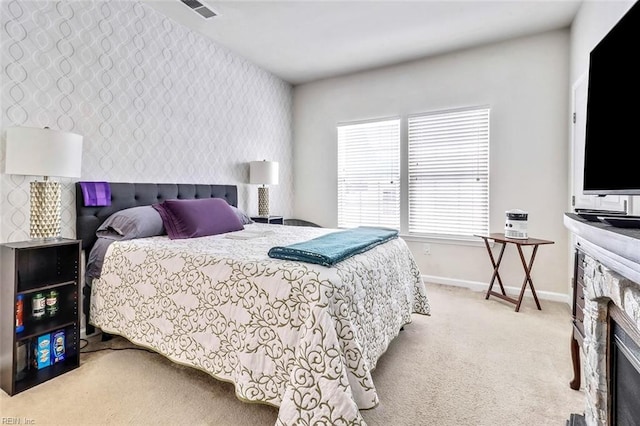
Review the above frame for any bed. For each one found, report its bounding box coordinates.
[76,182,430,425]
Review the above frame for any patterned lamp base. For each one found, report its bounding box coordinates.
[30,180,62,239]
[258,186,270,216]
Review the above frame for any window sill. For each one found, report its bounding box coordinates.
[400,233,491,248]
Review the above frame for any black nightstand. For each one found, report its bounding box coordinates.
[251,215,283,225]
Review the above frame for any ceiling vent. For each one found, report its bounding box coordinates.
[180,0,217,19]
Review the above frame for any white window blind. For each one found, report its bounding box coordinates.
[338,119,401,229]
[408,107,490,237]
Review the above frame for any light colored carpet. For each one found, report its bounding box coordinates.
[0,284,584,425]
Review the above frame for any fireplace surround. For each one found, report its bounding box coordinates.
[564,213,640,425]
[608,305,640,425]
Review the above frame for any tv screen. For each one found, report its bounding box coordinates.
[583,1,640,195]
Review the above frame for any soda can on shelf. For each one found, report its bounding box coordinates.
[32,292,46,320]
[46,290,59,317]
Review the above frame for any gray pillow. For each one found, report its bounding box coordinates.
[96,206,165,240]
[230,205,254,225]
[86,237,114,283]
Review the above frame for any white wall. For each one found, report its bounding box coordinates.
[293,30,571,299]
[0,0,293,243]
[570,0,639,215]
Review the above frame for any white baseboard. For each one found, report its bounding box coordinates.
[423,274,570,305]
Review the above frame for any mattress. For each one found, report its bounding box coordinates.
[90,223,430,424]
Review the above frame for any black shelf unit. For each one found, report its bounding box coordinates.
[1,239,81,396]
[251,215,283,225]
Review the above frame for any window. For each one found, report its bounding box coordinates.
[408,107,490,238]
[337,107,489,239]
[337,119,401,229]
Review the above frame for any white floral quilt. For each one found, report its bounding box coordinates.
[90,223,430,425]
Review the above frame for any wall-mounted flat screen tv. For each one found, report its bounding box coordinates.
[583,1,640,195]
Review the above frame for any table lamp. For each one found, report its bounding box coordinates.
[5,126,83,239]
[249,160,278,216]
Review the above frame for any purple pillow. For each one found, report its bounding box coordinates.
[152,198,244,239]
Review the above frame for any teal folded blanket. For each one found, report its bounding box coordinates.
[268,226,399,267]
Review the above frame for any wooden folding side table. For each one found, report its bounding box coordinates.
[475,233,554,312]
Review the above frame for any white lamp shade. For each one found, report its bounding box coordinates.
[250,160,279,185]
[5,126,83,178]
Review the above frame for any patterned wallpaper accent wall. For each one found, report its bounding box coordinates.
[0,0,293,243]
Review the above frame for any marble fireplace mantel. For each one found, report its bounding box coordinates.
[564,214,640,282]
[564,213,640,425]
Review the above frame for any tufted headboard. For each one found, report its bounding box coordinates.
[75,182,238,253]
